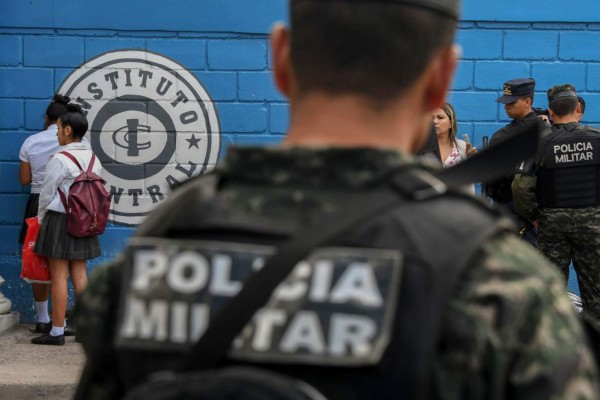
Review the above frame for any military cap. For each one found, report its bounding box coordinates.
[496,78,536,104]
[548,84,578,105]
[293,0,461,19]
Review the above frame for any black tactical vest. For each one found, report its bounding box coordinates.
[537,123,600,208]
[111,171,512,400]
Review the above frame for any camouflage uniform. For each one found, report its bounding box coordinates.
[513,122,600,321]
[75,147,599,400]
[538,208,600,319]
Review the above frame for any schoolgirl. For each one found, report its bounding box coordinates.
[32,104,102,345]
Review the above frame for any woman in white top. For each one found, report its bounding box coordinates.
[31,104,103,345]
[432,103,477,193]
[19,94,70,334]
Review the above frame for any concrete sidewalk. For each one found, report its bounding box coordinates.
[0,323,85,400]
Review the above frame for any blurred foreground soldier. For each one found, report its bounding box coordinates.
[484,78,550,246]
[513,84,600,321]
[75,2,599,400]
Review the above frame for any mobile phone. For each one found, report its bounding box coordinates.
[462,133,471,144]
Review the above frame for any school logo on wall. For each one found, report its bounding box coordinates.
[58,49,220,226]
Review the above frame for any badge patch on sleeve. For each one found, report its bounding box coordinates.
[115,238,403,366]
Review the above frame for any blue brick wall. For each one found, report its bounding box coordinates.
[1,0,599,321]
[560,32,600,61]
[24,36,85,67]
[207,40,268,70]
[452,21,600,149]
[462,0,600,22]
[0,36,22,66]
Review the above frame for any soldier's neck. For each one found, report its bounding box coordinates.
[283,92,431,154]
[552,113,579,125]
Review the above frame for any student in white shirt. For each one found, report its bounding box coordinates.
[31,104,102,346]
[18,94,70,334]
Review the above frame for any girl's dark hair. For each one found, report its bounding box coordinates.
[59,103,89,139]
[45,94,70,122]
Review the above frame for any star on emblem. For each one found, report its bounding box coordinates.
[186,134,202,149]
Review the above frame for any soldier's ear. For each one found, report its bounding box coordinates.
[271,23,293,98]
[423,45,459,111]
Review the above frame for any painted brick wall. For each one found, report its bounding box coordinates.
[1,0,598,320]
[451,21,600,152]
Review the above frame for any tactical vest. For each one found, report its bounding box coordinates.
[111,170,512,400]
[537,124,600,208]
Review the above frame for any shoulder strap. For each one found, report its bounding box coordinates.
[87,154,96,173]
[57,151,96,208]
[59,151,84,172]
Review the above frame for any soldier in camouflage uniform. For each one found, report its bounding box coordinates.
[513,84,600,321]
[74,1,600,399]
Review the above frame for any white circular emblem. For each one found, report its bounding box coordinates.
[58,49,220,226]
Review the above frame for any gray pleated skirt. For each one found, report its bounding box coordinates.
[34,211,101,260]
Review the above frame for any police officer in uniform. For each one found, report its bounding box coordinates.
[513,84,600,321]
[74,2,599,399]
[484,78,550,246]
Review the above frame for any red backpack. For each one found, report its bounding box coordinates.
[57,151,111,238]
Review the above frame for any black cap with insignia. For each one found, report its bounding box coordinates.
[496,78,536,104]
[293,0,461,19]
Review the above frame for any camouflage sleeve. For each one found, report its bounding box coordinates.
[512,173,538,222]
[73,257,125,400]
[434,234,600,400]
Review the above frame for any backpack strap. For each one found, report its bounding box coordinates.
[57,151,96,209]
[59,150,84,171]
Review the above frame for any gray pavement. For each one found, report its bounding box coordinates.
[0,324,85,400]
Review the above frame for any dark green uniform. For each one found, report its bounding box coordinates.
[76,147,599,400]
[513,122,600,321]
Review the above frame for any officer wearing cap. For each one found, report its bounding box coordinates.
[513,83,600,321]
[73,2,599,399]
[484,78,550,246]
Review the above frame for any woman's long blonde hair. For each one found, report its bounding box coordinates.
[442,102,458,147]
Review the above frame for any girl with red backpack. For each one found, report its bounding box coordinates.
[32,104,104,345]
